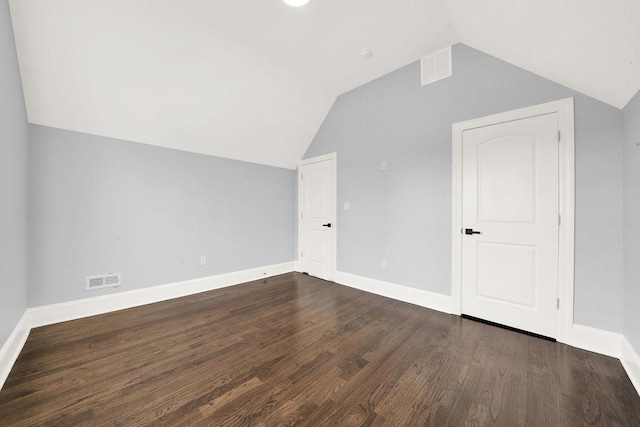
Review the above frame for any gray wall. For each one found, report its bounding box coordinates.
[623,90,640,352]
[28,125,295,306]
[0,0,28,345]
[305,43,624,332]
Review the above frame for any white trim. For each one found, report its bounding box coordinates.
[570,325,640,397]
[332,270,638,397]
[571,324,622,358]
[0,262,294,390]
[621,337,640,396]
[25,262,294,329]
[334,271,453,314]
[3,270,639,399]
[556,100,576,344]
[0,312,30,390]
[451,98,575,344]
[569,325,640,396]
[297,153,337,282]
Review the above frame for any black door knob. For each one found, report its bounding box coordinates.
[464,228,481,235]
[322,223,332,228]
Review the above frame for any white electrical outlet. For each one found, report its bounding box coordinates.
[381,259,387,268]
[200,256,207,266]
[381,161,387,170]
[344,202,351,210]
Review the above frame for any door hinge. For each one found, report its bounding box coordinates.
[301,251,304,258]
[557,298,560,309]
[301,174,303,180]
[301,212,304,219]
[558,131,561,142]
[558,214,561,226]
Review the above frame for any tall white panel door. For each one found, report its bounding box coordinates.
[461,113,559,338]
[299,155,335,281]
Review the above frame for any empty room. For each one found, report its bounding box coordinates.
[1,0,640,425]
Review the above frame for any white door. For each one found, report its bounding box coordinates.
[461,113,559,338]
[299,154,335,281]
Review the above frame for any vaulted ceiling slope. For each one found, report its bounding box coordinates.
[8,0,640,169]
[444,0,640,110]
[8,0,456,169]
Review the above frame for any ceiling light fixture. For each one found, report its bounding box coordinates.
[282,0,309,6]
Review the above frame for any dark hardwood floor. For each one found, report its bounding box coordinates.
[1,272,639,426]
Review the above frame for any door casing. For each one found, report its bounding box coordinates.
[451,98,575,344]
[297,153,337,282]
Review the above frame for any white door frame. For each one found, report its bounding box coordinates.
[451,98,575,344]
[297,152,337,282]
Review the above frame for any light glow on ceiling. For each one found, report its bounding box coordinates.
[282,0,309,7]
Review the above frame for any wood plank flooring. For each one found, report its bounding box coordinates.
[1,272,639,426]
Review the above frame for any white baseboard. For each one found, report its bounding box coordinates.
[308,271,640,397]
[25,262,294,329]
[4,265,639,399]
[334,271,453,314]
[571,324,623,358]
[621,337,640,396]
[0,312,30,390]
[570,324,640,396]
[0,262,294,390]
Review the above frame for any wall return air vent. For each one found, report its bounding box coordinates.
[85,272,121,290]
[420,46,452,86]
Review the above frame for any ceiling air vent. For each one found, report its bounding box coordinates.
[85,272,121,290]
[420,46,452,86]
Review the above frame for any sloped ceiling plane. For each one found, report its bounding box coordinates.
[9,0,640,169]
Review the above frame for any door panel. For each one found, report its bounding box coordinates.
[477,136,536,223]
[461,113,559,338]
[477,242,536,307]
[306,169,328,219]
[306,230,327,264]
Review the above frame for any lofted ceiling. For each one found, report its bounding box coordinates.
[444,0,640,110]
[8,0,640,169]
[8,0,456,169]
